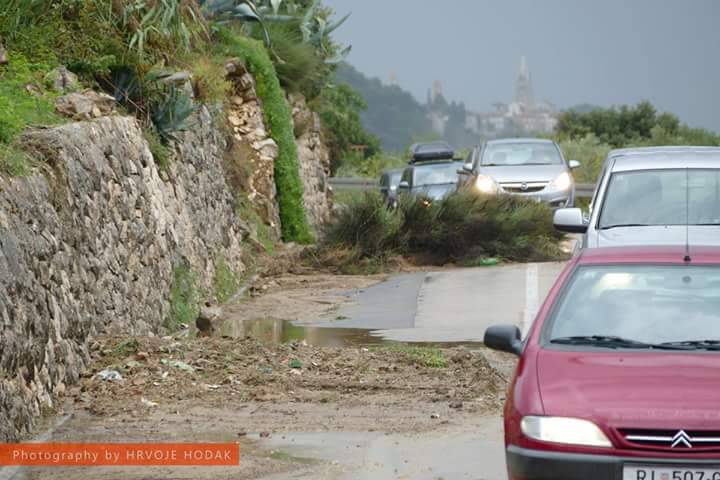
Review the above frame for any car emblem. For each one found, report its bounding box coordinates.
[520,183,529,191]
[671,430,692,448]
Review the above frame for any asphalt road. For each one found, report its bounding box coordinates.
[260,261,567,480]
[315,262,566,343]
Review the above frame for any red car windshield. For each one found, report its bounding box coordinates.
[545,264,720,345]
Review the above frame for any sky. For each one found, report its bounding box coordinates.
[322,0,720,132]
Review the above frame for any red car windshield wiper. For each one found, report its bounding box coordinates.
[659,340,720,350]
[550,335,693,350]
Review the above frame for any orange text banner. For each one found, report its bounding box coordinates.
[0,443,240,466]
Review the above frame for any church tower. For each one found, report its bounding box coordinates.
[514,56,534,107]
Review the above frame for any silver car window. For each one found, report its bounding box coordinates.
[599,169,720,228]
[481,143,562,166]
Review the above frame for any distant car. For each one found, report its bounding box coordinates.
[409,141,455,164]
[379,168,404,208]
[458,138,579,208]
[485,245,720,480]
[398,160,462,203]
[553,146,720,248]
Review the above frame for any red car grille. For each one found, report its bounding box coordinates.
[619,428,720,452]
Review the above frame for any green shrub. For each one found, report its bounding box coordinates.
[257,22,325,98]
[1,0,128,76]
[323,192,404,257]
[186,54,232,103]
[323,191,565,264]
[143,127,172,172]
[168,260,202,331]
[0,143,34,176]
[236,195,276,253]
[0,53,62,145]
[558,134,612,184]
[316,83,381,172]
[334,151,404,179]
[216,29,312,243]
[213,255,241,303]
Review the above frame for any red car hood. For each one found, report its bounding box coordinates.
[537,349,720,430]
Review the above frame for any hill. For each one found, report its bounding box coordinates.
[335,64,432,152]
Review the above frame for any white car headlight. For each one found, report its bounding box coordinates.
[520,416,612,448]
[552,172,572,191]
[475,175,498,194]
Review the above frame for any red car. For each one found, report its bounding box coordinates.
[484,246,720,480]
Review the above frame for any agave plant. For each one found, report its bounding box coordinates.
[198,0,272,46]
[150,85,197,141]
[298,1,347,46]
[199,0,350,63]
[121,0,208,57]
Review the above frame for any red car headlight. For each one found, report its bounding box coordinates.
[520,416,612,448]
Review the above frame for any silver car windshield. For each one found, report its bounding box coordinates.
[599,169,720,228]
[547,265,720,344]
[481,143,562,166]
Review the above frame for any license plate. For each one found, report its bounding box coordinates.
[623,465,720,480]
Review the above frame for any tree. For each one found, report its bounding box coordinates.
[555,101,718,147]
[318,83,381,171]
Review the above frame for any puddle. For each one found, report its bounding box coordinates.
[219,318,484,349]
[219,318,385,347]
[255,419,507,480]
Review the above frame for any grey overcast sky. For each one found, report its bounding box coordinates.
[323,0,720,132]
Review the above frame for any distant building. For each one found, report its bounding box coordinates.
[427,80,449,135]
[428,57,559,141]
[387,72,398,86]
[472,56,559,136]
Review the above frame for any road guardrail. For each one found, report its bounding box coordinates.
[330,178,596,198]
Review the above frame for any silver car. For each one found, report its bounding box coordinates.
[554,146,720,248]
[458,138,580,207]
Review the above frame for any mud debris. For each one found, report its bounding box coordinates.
[76,335,505,417]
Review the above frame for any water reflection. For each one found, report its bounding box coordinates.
[219,318,385,347]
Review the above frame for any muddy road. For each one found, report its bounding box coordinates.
[1,262,566,480]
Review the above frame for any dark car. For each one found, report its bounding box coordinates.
[398,160,462,202]
[409,141,455,164]
[379,168,404,208]
[484,245,720,480]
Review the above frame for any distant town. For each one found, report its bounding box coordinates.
[427,56,558,139]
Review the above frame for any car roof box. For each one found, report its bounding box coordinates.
[409,141,454,163]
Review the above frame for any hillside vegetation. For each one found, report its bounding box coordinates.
[0,0,379,243]
[556,101,720,183]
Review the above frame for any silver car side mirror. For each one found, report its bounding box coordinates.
[398,181,410,191]
[553,208,587,233]
[568,160,581,169]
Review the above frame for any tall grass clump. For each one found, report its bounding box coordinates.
[323,192,404,257]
